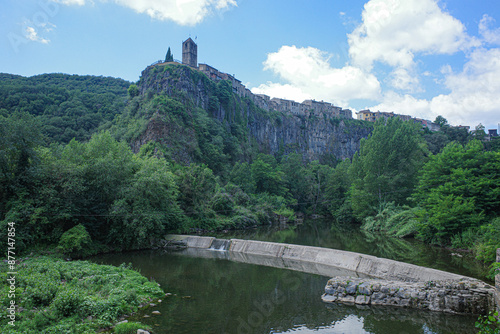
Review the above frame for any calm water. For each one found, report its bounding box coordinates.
[91,221,487,333]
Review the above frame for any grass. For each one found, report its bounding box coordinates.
[0,256,163,333]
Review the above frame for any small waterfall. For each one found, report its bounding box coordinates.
[209,238,231,251]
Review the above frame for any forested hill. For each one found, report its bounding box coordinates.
[0,72,131,143]
[1,64,498,269]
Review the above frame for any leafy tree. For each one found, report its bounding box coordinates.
[0,113,43,204]
[175,164,218,228]
[57,224,93,258]
[165,47,174,62]
[109,156,183,248]
[349,117,427,220]
[325,159,355,223]
[251,154,287,197]
[413,140,500,244]
[128,84,139,98]
[474,123,486,141]
[434,115,448,127]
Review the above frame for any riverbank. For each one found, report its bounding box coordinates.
[0,256,163,333]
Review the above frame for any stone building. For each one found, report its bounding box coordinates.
[182,38,197,68]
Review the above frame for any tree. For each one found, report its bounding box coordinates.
[251,154,287,197]
[326,159,354,223]
[127,84,139,98]
[413,140,500,244]
[165,47,174,62]
[473,123,486,141]
[434,115,448,127]
[110,156,183,248]
[349,117,428,220]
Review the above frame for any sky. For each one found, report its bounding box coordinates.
[1,0,499,130]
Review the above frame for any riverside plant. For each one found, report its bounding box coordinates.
[0,256,163,333]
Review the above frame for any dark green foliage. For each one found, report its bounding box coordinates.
[251,154,288,196]
[413,140,500,244]
[349,118,427,220]
[127,84,139,98]
[361,202,419,238]
[0,73,130,144]
[475,311,500,334]
[57,224,93,258]
[0,256,163,333]
[165,47,174,62]
[325,159,355,223]
[0,132,183,252]
[475,218,500,263]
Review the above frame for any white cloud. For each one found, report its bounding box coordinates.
[52,0,86,5]
[479,14,500,45]
[252,82,311,103]
[389,67,421,92]
[370,91,432,120]
[430,47,500,126]
[348,0,477,70]
[24,26,50,44]
[52,0,237,25]
[371,48,500,127]
[251,45,381,106]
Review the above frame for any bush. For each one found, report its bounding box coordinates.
[475,218,500,263]
[362,202,418,238]
[0,257,164,333]
[57,224,93,258]
[114,321,151,334]
[52,287,84,317]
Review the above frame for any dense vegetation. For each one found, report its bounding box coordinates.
[0,73,129,143]
[1,68,499,262]
[0,256,162,333]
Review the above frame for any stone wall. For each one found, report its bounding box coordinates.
[321,277,495,315]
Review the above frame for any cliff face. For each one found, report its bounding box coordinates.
[136,64,372,162]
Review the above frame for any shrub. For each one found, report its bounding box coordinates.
[114,321,152,334]
[57,224,93,258]
[475,218,500,263]
[52,287,84,317]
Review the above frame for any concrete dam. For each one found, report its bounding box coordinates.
[164,235,496,315]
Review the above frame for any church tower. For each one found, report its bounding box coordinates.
[182,38,197,68]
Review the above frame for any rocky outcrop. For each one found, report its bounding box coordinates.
[137,64,372,162]
[322,277,495,315]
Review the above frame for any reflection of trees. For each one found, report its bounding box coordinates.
[212,220,488,281]
[91,250,477,334]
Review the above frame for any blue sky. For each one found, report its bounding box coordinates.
[1,0,499,130]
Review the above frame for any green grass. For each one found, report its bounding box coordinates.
[0,256,164,333]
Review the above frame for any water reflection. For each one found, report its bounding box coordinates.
[209,220,490,282]
[92,249,477,334]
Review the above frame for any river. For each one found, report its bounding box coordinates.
[91,220,488,333]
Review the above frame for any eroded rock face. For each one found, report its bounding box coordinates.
[322,277,495,315]
[136,64,372,162]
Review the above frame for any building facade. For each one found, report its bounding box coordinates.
[182,38,197,68]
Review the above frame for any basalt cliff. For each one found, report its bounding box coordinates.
[133,63,372,163]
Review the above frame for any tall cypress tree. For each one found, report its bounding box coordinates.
[165,47,173,62]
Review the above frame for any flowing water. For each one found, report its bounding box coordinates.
[91,221,489,333]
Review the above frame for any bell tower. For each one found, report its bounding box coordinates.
[182,38,197,68]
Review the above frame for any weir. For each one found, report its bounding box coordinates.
[164,235,496,315]
[209,238,231,251]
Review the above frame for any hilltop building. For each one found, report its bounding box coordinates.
[182,38,197,68]
[356,110,439,131]
[153,39,452,125]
